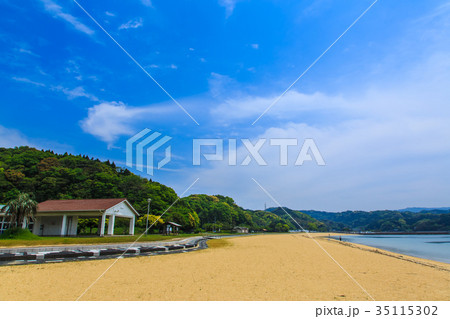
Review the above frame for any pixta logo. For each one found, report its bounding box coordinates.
[126,129,172,176]
[193,138,325,166]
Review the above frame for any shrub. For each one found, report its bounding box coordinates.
[0,227,40,240]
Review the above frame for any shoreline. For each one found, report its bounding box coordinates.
[315,234,450,272]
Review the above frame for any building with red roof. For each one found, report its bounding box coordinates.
[33,198,139,236]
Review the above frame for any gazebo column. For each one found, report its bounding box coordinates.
[99,213,106,236]
[107,214,115,235]
[60,214,67,236]
[129,216,135,235]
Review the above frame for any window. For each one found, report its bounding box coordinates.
[0,216,10,234]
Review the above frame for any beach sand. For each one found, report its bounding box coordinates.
[0,233,448,301]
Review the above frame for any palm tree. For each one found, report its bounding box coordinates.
[1,193,38,229]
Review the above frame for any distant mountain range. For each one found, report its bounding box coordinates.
[397,207,450,213]
[268,207,450,215]
[266,207,450,232]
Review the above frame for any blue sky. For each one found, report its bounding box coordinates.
[1,0,450,211]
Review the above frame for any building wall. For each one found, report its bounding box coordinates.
[33,215,79,236]
[33,216,63,236]
[106,201,136,218]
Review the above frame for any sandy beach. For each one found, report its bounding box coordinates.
[0,233,448,301]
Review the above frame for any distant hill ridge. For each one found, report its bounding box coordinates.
[397,207,450,213]
[267,207,450,214]
[266,207,450,232]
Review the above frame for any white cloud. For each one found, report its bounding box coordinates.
[250,43,259,49]
[208,72,239,98]
[17,48,40,57]
[0,125,73,154]
[218,0,238,18]
[119,18,143,30]
[416,1,450,24]
[79,101,175,148]
[39,0,94,35]
[169,64,178,69]
[0,125,34,148]
[173,51,450,211]
[12,76,98,102]
[211,90,348,122]
[141,0,153,7]
[183,114,450,211]
[105,11,115,17]
[12,77,46,87]
[52,86,99,101]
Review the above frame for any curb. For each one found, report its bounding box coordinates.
[0,237,211,266]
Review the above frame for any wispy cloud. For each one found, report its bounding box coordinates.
[0,125,73,154]
[39,0,94,35]
[179,51,450,211]
[141,0,153,7]
[105,11,115,17]
[12,76,99,102]
[53,86,99,101]
[17,48,40,57]
[416,1,450,23]
[208,72,239,98]
[0,125,34,148]
[119,18,143,30]
[250,43,259,49]
[12,77,46,87]
[218,0,238,18]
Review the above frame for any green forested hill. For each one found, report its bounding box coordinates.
[296,210,450,232]
[183,194,320,232]
[269,207,328,232]
[0,146,325,232]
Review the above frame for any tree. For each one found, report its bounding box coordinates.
[77,218,98,234]
[136,214,164,231]
[2,193,38,229]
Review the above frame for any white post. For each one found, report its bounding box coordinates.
[99,213,106,236]
[61,215,67,236]
[21,216,27,229]
[129,216,135,235]
[145,198,151,235]
[72,216,78,236]
[107,215,115,235]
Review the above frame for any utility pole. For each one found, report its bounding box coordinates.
[145,198,151,235]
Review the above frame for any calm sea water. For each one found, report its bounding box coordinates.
[337,234,450,264]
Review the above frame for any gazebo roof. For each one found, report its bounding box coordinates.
[167,221,182,227]
[38,198,128,212]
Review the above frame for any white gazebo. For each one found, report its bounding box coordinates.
[33,198,139,236]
